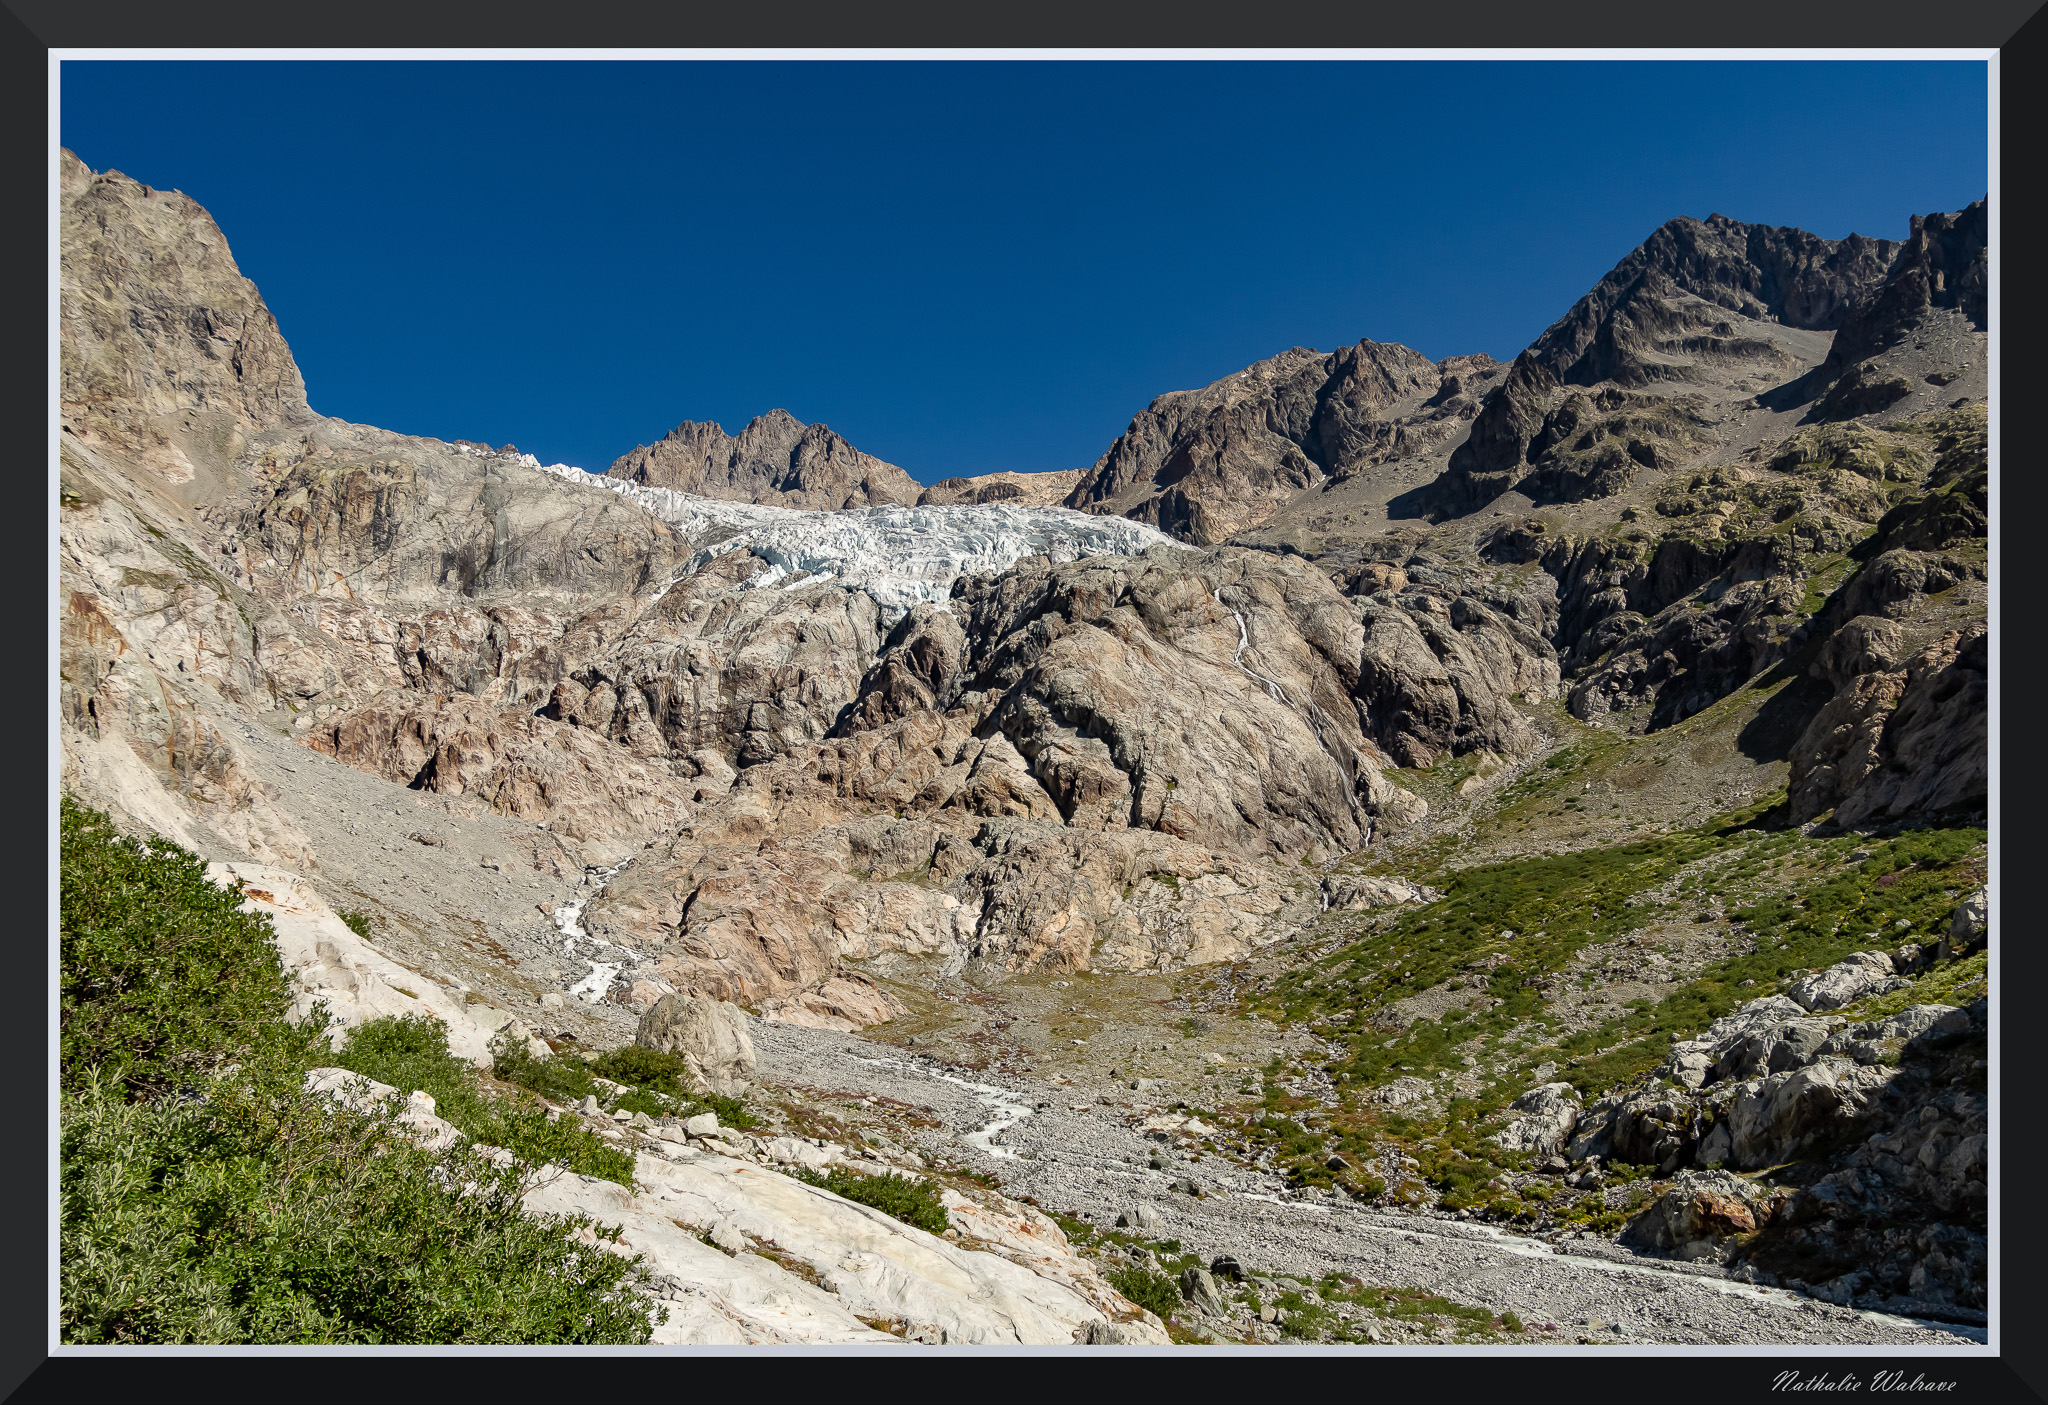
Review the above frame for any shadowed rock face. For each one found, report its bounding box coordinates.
[608,410,922,510]
[1062,342,1491,544]
[1805,200,1988,421]
[1421,214,1904,518]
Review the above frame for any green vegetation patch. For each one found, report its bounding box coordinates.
[61,796,311,1099]
[490,1038,760,1129]
[793,1166,950,1235]
[1235,786,1984,1201]
[332,1015,633,1185]
[1105,1265,1183,1320]
[62,1071,656,1344]
[59,797,659,1345]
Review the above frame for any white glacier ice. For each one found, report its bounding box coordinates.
[520,457,1188,621]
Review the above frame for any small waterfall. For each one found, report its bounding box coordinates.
[1214,587,1366,824]
[553,860,642,1004]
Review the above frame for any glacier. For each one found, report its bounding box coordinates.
[522,457,1188,620]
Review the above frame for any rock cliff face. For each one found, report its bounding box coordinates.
[1063,342,1501,544]
[59,149,312,486]
[1805,200,1988,420]
[918,469,1081,508]
[1420,215,1901,519]
[608,410,922,510]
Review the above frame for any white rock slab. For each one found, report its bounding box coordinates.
[628,1149,1134,1344]
[522,1168,897,1346]
[207,860,501,1066]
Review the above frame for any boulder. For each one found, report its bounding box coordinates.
[1491,1081,1580,1156]
[1622,1169,1778,1263]
[636,994,757,1097]
[767,1136,836,1170]
[1816,1002,1963,1064]
[1608,1091,1702,1173]
[305,1068,465,1152]
[1725,1058,1895,1170]
[1786,952,1907,1011]
[1710,1017,1836,1082]
[1077,1319,1158,1345]
[1179,1267,1229,1316]
[1947,887,1987,946]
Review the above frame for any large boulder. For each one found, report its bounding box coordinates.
[1947,887,1987,947]
[636,994,757,1097]
[1724,1058,1895,1170]
[1786,951,1907,1011]
[1622,1168,1780,1263]
[1709,1016,1836,1083]
[1492,1082,1580,1156]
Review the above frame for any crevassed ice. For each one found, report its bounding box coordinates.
[520,458,1187,620]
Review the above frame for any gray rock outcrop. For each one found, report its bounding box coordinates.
[636,994,758,1097]
[1491,1082,1580,1156]
[1784,952,1906,1012]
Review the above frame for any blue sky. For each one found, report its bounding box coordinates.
[60,59,1988,483]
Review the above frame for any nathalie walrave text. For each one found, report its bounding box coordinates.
[1774,1372,1959,1393]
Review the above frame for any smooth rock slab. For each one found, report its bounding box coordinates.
[522,1168,895,1345]
[630,1149,1149,1344]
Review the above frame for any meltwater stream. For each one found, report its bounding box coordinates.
[1374,1218,1989,1344]
[552,860,640,1004]
[856,1053,1036,1160]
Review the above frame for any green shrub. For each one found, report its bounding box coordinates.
[334,1015,632,1185]
[590,1045,692,1096]
[61,1068,656,1343]
[795,1167,949,1235]
[490,1038,599,1105]
[613,1087,669,1117]
[1105,1265,1182,1320]
[696,1093,760,1130]
[338,910,373,938]
[60,796,314,1098]
[494,1039,761,1129]
[57,797,657,1344]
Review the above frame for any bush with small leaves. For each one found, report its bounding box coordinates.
[58,797,658,1344]
[1104,1265,1182,1321]
[794,1167,950,1235]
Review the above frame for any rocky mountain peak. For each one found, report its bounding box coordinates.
[1061,338,1489,545]
[609,409,922,511]
[60,148,312,487]
[1809,199,1987,413]
[1417,207,1943,518]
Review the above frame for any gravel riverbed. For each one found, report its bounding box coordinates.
[752,1021,1984,1349]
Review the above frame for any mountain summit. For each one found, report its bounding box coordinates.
[607,409,923,510]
